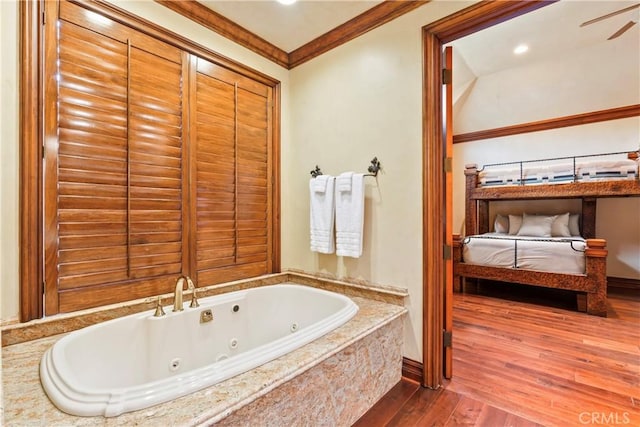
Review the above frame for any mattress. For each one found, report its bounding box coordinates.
[461,233,586,274]
[479,158,639,187]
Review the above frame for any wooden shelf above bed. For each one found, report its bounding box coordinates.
[466,179,640,201]
[464,151,640,201]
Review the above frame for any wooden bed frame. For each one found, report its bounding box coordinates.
[454,150,640,317]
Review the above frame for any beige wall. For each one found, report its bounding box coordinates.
[1,0,19,324]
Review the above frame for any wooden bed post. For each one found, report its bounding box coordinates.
[464,164,479,236]
[584,239,608,316]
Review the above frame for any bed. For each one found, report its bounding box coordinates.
[454,149,640,317]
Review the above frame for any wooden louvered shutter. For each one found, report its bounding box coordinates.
[44,2,186,313]
[192,58,271,285]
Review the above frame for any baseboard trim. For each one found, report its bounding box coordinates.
[608,276,640,291]
[402,357,423,384]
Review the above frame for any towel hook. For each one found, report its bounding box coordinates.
[310,165,323,178]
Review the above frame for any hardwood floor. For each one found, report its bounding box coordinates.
[354,288,639,426]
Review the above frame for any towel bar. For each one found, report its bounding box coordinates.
[310,157,382,179]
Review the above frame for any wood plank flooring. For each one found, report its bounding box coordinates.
[354,288,639,426]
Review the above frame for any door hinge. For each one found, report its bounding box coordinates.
[444,157,452,173]
[443,330,452,347]
[442,68,452,85]
[443,244,452,260]
[42,11,46,26]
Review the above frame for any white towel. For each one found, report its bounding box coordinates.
[309,176,335,254]
[312,175,329,193]
[336,172,353,192]
[335,173,365,258]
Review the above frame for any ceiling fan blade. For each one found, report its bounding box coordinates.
[608,20,637,39]
[580,3,639,27]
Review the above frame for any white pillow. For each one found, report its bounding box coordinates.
[569,213,581,236]
[517,213,556,237]
[508,214,522,235]
[494,214,509,234]
[551,212,571,237]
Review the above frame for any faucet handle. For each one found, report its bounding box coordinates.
[189,288,200,308]
[185,276,199,308]
[154,296,166,317]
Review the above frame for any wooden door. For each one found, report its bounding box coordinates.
[443,46,454,378]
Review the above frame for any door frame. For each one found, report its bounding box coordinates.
[421,0,556,388]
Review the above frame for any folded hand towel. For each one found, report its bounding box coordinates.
[336,172,354,192]
[309,176,335,254]
[312,175,330,193]
[335,173,365,258]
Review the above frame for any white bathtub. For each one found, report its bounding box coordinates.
[40,283,358,417]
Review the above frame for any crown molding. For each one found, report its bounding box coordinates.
[453,104,640,144]
[154,0,289,68]
[155,0,430,69]
[288,0,430,69]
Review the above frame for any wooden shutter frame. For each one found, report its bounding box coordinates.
[20,0,281,320]
[20,0,44,321]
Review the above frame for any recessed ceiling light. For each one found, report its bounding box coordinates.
[277,0,297,5]
[513,44,529,55]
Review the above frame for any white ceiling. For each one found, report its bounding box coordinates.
[196,1,638,73]
[451,0,639,77]
[198,0,384,52]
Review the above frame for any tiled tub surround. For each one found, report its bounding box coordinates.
[2,275,407,426]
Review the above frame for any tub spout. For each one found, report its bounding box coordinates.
[173,276,199,312]
[173,276,186,312]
